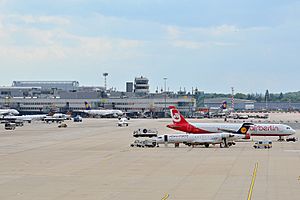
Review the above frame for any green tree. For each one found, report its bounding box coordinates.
[265,90,270,102]
[279,92,284,100]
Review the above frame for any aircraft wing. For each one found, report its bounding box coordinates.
[0,112,14,117]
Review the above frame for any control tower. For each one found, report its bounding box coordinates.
[134,76,149,94]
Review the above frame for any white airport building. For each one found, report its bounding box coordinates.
[3,77,293,116]
[0,78,196,117]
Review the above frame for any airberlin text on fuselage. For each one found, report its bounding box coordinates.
[249,125,279,132]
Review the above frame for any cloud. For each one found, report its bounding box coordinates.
[0,1,299,93]
[172,40,206,49]
[0,0,7,5]
[211,24,239,35]
[165,26,182,39]
[119,39,143,48]
[163,24,272,49]
[0,14,144,62]
[7,14,71,26]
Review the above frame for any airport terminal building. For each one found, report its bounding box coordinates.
[0,79,195,117]
[1,78,297,116]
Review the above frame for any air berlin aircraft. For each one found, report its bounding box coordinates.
[167,106,296,140]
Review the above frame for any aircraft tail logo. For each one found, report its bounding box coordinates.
[221,101,227,110]
[169,106,188,124]
[240,127,247,134]
[84,101,91,110]
[237,123,253,135]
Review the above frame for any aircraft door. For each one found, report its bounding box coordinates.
[164,135,168,142]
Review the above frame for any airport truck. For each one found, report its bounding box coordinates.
[131,140,144,147]
[253,140,272,149]
[130,139,157,148]
[133,128,158,138]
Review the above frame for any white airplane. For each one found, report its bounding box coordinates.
[167,106,296,140]
[117,117,130,127]
[81,102,123,118]
[43,112,72,123]
[156,123,253,148]
[2,114,47,123]
[209,101,231,117]
[0,108,19,116]
[51,113,71,120]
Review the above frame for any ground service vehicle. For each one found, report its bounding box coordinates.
[253,140,272,149]
[14,120,24,127]
[286,137,297,142]
[130,140,145,147]
[143,139,157,147]
[58,123,68,128]
[73,115,82,122]
[133,128,158,138]
[5,123,16,130]
[130,139,157,148]
[117,117,129,127]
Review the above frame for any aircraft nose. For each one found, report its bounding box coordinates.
[291,128,296,135]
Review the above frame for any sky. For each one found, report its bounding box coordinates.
[0,0,300,94]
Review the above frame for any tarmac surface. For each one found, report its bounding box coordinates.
[0,116,300,200]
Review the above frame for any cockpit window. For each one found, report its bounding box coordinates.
[286,127,291,130]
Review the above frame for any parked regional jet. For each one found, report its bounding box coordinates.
[156,123,253,148]
[167,106,295,140]
[81,102,123,118]
[0,108,19,116]
[208,101,231,117]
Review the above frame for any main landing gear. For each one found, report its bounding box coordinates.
[278,136,285,142]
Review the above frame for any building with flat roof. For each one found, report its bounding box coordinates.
[0,96,195,116]
[0,78,195,116]
[0,87,42,98]
[12,81,79,91]
[204,98,255,110]
[126,82,133,93]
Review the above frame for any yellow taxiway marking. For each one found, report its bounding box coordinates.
[247,162,258,200]
[161,194,169,200]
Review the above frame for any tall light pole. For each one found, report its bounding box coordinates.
[103,73,108,91]
[164,77,167,117]
[231,87,235,110]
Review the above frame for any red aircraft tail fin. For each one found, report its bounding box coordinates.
[169,106,189,125]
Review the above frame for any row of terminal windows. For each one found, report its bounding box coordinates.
[20,107,84,111]
[21,102,54,105]
[114,102,191,106]
[20,107,43,110]
[114,103,135,105]
[20,102,88,106]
